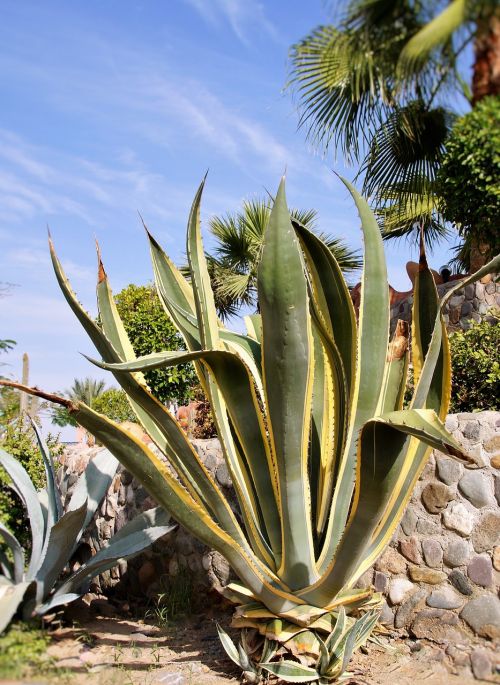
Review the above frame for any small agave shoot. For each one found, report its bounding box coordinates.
[2,176,498,682]
[0,421,175,634]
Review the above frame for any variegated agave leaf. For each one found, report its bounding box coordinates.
[2,175,497,677]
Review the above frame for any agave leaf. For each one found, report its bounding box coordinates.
[221,582,255,604]
[15,392,299,614]
[216,624,243,668]
[68,448,119,537]
[186,180,274,567]
[285,629,322,659]
[147,227,197,317]
[237,641,251,670]
[301,409,467,604]
[293,220,356,397]
[89,348,282,566]
[186,176,220,350]
[258,177,316,589]
[356,251,492,577]
[162,296,263,389]
[36,592,82,615]
[0,522,24,583]
[0,448,45,577]
[316,633,330,673]
[244,314,262,343]
[412,254,500,412]
[95,247,214,509]
[319,178,389,573]
[325,606,346,653]
[52,519,175,600]
[410,237,450,419]
[310,317,346,536]
[339,621,358,675]
[0,582,31,634]
[49,239,251,555]
[148,235,202,353]
[261,636,279,663]
[31,420,63,525]
[219,329,263,398]
[0,547,14,581]
[260,660,320,682]
[34,502,88,600]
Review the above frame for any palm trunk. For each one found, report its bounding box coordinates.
[471,12,500,105]
[468,11,499,270]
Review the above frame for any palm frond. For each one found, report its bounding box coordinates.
[315,234,363,272]
[205,198,359,318]
[378,185,451,245]
[360,103,453,205]
[288,25,392,161]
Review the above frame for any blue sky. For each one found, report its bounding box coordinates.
[1,0,467,433]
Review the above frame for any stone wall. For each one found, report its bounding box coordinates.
[59,438,232,596]
[390,277,499,334]
[60,412,499,667]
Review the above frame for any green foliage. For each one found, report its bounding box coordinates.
[146,571,195,626]
[113,284,197,404]
[0,383,20,430]
[0,427,175,633]
[50,377,107,428]
[437,97,500,269]
[0,419,62,548]
[449,319,500,412]
[205,199,361,319]
[92,388,136,423]
[8,177,497,681]
[288,1,498,252]
[0,623,51,679]
[50,380,135,427]
[0,339,15,354]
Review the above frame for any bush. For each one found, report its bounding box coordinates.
[449,318,500,413]
[0,420,63,548]
[0,624,51,679]
[404,318,499,413]
[91,388,136,423]
[437,97,500,269]
[113,284,198,405]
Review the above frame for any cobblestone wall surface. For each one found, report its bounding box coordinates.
[60,413,499,673]
[390,277,499,334]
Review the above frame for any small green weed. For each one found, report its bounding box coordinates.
[0,622,51,679]
[146,571,194,627]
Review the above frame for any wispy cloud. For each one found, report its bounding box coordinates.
[183,0,279,45]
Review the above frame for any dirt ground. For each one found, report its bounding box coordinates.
[0,598,493,685]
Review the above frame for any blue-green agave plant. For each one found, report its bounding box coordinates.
[1,175,497,681]
[0,421,175,633]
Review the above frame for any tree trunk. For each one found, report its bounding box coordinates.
[472,12,500,105]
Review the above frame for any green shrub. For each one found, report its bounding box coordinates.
[0,623,51,679]
[0,419,63,548]
[437,96,500,270]
[91,388,137,423]
[449,318,500,413]
[114,284,198,405]
[404,318,499,413]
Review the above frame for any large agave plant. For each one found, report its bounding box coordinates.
[0,422,174,634]
[2,177,497,681]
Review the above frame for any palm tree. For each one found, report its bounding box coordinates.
[205,198,362,319]
[288,0,499,266]
[51,377,107,428]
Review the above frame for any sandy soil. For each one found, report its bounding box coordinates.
[0,599,492,685]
